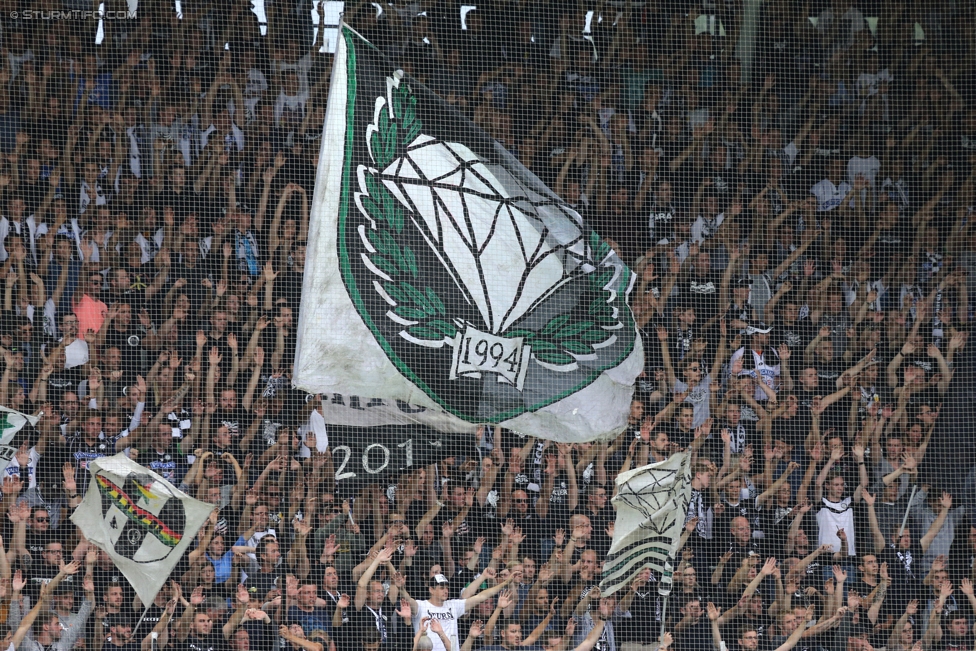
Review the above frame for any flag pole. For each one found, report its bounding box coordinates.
[130,601,153,639]
[897,484,918,538]
[659,594,669,646]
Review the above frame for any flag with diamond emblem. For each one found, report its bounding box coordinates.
[600,453,692,597]
[294,24,643,443]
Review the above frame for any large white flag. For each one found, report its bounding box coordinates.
[70,454,212,605]
[293,24,642,443]
[600,453,692,597]
[0,406,39,445]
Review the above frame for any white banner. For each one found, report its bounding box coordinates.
[0,406,39,445]
[600,453,692,597]
[293,25,642,443]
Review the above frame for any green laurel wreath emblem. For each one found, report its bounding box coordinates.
[356,76,629,368]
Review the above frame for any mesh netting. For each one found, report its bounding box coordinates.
[0,2,973,651]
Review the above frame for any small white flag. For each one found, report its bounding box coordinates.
[600,453,692,597]
[70,454,213,605]
[0,406,39,445]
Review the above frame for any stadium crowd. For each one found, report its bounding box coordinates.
[0,0,975,650]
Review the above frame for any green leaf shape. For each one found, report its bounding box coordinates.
[402,245,419,276]
[579,330,610,343]
[590,231,612,262]
[428,319,458,337]
[362,176,404,233]
[401,283,435,315]
[425,287,445,315]
[516,302,614,364]
[361,80,453,340]
[534,350,576,366]
[592,269,614,290]
[383,283,407,303]
[372,110,398,168]
[562,341,594,355]
[555,321,595,340]
[372,254,398,276]
[542,315,572,336]
[392,83,422,144]
[368,230,412,277]
[406,325,444,340]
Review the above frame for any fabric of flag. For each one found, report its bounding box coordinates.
[70,453,212,605]
[293,24,643,444]
[0,406,39,445]
[600,453,692,597]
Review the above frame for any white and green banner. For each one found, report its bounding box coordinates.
[294,24,642,443]
[600,453,692,597]
[0,406,39,446]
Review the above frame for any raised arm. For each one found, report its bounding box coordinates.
[464,574,515,610]
[861,491,886,554]
[920,492,952,554]
[355,544,394,610]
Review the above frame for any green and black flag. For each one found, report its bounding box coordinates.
[294,24,643,443]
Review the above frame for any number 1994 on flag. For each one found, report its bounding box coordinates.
[450,325,530,389]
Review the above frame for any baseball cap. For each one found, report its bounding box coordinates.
[429,574,450,587]
[745,321,773,335]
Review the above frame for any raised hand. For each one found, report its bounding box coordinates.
[469,620,484,638]
[832,565,847,582]
[941,492,953,510]
[706,602,721,621]
[396,598,411,619]
[537,563,555,583]
[940,580,954,600]
[59,560,81,575]
[497,588,514,609]
[190,585,206,605]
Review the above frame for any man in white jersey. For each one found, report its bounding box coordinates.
[729,322,781,402]
[814,443,869,557]
[402,573,515,651]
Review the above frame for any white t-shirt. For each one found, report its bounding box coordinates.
[729,347,780,401]
[673,374,711,428]
[1,448,40,489]
[817,496,856,556]
[413,599,466,651]
[811,179,853,212]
